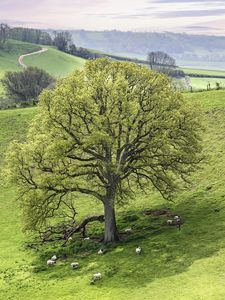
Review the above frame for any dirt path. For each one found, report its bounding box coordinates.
[18,48,48,69]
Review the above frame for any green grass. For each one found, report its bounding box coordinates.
[23,46,85,78]
[180,67,225,90]
[190,77,225,90]
[1,91,225,299]
[182,67,225,77]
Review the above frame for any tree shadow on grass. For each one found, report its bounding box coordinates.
[33,188,225,290]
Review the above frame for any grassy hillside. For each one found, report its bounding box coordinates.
[1,89,225,299]
[0,40,86,97]
[0,40,40,97]
[182,67,225,77]
[23,46,85,78]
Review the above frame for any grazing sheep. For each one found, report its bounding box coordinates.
[166,219,173,225]
[98,249,104,255]
[51,255,57,261]
[68,237,73,241]
[47,259,56,266]
[174,216,180,220]
[90,272,102,285]
[71,262,79,269]
[84,237,90,240]
[124,228,133,233]
[93,272,102,281]
[136,246,141,254]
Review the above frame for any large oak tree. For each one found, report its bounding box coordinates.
[6,59,202,243]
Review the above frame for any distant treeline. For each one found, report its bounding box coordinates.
[187,73,225,79]
[9,27,52,45]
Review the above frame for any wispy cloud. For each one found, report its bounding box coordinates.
[151,0,224,3]
[1,0,225,34]
[156,9,225,18]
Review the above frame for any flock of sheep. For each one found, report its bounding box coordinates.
[46,214,181,284]
[46,243,142,284]
[166,215,182,230]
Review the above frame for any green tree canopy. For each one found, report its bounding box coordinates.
[6,58,202,243]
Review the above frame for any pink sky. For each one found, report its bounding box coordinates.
[1,0,225,34]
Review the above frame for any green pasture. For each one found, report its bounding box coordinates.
[23,46,85,78]
[0,89,225,299]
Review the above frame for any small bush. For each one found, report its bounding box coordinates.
[1,67,55,102]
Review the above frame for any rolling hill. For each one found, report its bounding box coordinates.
[0,89,225,299]
[0,40,40,97]
[23,46,85,78]
[0,40,86,98]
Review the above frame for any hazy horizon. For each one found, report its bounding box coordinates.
[1,0,225,35]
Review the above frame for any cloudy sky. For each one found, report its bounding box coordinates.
[1,0,225,34]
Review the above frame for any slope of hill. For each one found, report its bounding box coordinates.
[23,46,85,78]
[0,40,40,97]
[0,40,86,97]
[0,89,225,299]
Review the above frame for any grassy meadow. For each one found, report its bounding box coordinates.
[23,46,85,78]
[0,89,225,299]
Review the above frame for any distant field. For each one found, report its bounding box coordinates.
[182,67,225,77]
[179,67,225,90]
[190,77,225,90]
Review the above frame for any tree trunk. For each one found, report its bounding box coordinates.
[103,200,119,243]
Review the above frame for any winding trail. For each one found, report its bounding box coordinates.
[18,47,48,69]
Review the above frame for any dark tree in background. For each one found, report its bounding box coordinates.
[147,51,176,76]
[0,23,10,48]
[1,67,55,102]
[53,31,72,52]
[9,27,52,45]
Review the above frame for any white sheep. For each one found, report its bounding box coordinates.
[98,249,104,255]
[71,262,79,269]
[47,259,56,266]
[84,237,90,240]
[167,219,173,225]
[124,228,133,233]
[51,255,57,261]
[174,216,180,220]
[93,272,102,281]
[68,237,73,241]
[136,246,142,254]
